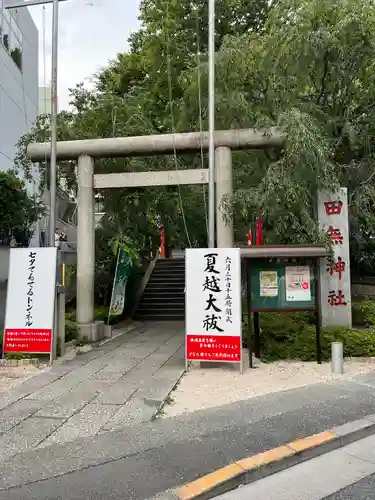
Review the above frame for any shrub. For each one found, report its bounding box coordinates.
[243,311,375,362]
[64,306,111,344]
[260,311,315,339]
[94,306,109,322]
[65,311,76,323]
[65,319,77,343]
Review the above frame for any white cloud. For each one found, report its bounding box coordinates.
[30,0,140,110]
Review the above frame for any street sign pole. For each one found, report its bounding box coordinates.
[49,0,59,247]
[208,0,215,248]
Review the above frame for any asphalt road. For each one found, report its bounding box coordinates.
[216,433,375,500]
[2,376,375,499]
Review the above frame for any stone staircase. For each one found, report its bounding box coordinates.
[134,258,185,321]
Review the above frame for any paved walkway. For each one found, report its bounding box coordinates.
[0,322,185,462]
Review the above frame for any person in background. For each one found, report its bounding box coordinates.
[54,229,61,248]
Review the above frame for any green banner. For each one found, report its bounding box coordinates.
[109,248,133,317]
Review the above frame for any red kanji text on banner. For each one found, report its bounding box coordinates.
[4,329,52,353]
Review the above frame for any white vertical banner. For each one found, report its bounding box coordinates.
[4,247,57,354]
[185,248,242,364]
[317,188,352,327]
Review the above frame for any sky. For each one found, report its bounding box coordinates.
[30,0,140,110]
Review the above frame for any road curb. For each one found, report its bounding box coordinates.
[170,414,375,500]
[152,368,186,420]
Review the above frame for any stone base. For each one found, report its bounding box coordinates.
[104,325,112,338]
[77,321,105,342]
[0,358,40,367]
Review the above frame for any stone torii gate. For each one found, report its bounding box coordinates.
[27,128,284,339]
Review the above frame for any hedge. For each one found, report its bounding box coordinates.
[243,309,375,362]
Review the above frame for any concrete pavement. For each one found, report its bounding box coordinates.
[0,322,185,462]
[3,375,375,498]
[324,473,375,499]
[215,433,375,500]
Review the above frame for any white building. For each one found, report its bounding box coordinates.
[0,2,76,252]
[0,3,38,173]
[0,4,39,326]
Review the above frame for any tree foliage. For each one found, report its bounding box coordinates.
[14,0,375,274]
[0,170,45,246]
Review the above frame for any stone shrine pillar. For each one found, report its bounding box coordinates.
[317,188,352,327]
[215,146,234,248]
[77,154,101,340]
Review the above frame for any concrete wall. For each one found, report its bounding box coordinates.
[351,279,375,299]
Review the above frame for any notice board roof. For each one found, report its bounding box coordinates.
[239,244,328,259]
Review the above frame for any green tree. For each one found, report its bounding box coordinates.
[183,0,375,255]
[0,170,45,246]
[15,0,375,274]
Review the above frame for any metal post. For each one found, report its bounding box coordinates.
[208,0,215,248]
[331,342,344,374]
[49,0,59,247]
[51,295,58,362]
[51,249,61,362]
[57,255,66,357]
[315,259,322,364]
[246,260,254,369]
[57,287,66,356]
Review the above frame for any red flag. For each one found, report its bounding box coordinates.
[247,230,252,247]
[255,219,263,246]
[160,228,165,257]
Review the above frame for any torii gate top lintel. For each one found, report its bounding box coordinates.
[27,127,285,162]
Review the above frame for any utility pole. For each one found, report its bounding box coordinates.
[49,0,59,247]
[208,0,215,248]
[4,0,68,247]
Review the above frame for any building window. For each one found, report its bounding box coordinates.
[0,4,23,71]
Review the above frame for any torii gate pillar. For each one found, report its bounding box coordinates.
[76,155,95,331]
[215,146,233,248]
